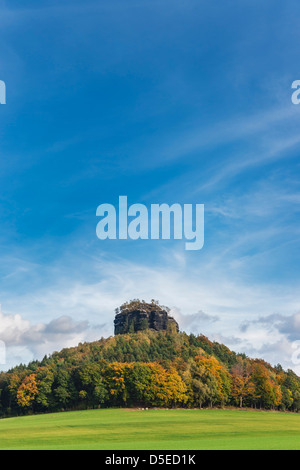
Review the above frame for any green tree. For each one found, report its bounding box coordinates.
[36,366,55,410]
[77,364,108,408]
[53,367,76,409]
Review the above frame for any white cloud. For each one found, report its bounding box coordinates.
[0,307,109,371]
[0,254,299,372]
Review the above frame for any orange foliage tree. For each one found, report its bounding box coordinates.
[103,362,188,407]
[250,362,282,409]
[16,374,39,408]
[231,362,255,408]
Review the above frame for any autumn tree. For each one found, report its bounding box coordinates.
[103,363,133,405]
[231,362,255,408]
[190,363,214,408]
[193,355,232,407]
[250,362,282,409]
[16,374,39,408]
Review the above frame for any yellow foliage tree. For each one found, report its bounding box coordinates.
[194,355,232,405]
[16,374,39,408]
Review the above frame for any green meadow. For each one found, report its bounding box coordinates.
[0,408,299,450]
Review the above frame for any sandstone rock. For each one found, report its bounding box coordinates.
[114,300,179,335]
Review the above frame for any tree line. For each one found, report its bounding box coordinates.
[0,330,299,416]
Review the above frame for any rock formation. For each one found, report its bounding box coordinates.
[114,299,179,335]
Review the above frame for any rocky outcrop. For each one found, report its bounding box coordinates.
[114,300,179,335]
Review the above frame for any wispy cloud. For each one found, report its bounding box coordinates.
[197,132,300,193]
[138,105,300,169]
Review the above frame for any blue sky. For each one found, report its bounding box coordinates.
[0,0,300,371]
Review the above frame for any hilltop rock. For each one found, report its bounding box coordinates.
[114,299,179,335]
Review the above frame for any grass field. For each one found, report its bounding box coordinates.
[0,408,299,450]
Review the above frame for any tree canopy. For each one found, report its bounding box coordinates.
[0,330,299,417]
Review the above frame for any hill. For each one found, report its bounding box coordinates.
[0,327,300,417]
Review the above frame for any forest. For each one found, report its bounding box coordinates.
[0,329,300,417]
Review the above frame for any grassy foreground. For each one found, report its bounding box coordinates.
[0,408,299,450]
